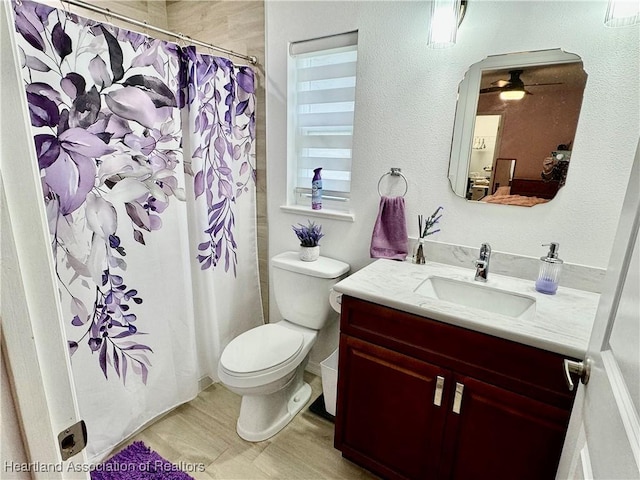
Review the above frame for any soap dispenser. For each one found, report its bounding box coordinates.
[535,243,563,295]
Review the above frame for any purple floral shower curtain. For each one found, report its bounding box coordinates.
[181,46,263,382]
[11,0,262,461]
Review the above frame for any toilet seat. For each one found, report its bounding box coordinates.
[220,323,304,377]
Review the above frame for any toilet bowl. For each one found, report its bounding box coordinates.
[218,252,349,442]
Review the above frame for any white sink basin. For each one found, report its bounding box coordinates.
[414,276,536,320]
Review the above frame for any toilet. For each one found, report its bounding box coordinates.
[218,251,349,442]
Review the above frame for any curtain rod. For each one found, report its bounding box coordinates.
[60,0,258,65]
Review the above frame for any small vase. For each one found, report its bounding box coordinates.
[413,238,426,265]
[299,245,320,262]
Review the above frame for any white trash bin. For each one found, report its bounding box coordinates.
[320,348,339,416]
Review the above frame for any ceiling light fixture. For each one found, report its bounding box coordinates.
[498,70,527,101]
[499,89,526,101]
[427,0,467,48]
[604,0,639,27]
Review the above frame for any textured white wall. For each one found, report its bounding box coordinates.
[266,1,639,319]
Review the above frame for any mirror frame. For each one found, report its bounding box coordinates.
[448,48,584,199]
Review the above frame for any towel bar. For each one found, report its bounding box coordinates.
[377,168,408,197]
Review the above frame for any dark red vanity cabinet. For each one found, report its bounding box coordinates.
[334,296,578,480]
[338,335,449,479]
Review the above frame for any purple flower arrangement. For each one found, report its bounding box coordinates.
[418,206,443,239]
[414,206,443,265]
[292,220,324,247]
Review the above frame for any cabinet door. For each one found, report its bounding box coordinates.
[335,335,449,480]
[439,376,571,480]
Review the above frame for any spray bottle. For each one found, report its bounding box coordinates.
[312,167,322,210]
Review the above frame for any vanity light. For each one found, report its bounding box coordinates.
[604,0,639,27]
[499,89,526,101]
[427,0,467,48]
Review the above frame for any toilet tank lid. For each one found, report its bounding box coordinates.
[272,251,350,279]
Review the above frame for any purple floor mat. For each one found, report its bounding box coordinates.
[90,441,195,480]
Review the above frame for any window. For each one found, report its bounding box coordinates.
[288,32,358,212]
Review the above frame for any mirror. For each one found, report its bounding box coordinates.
[449,49,587,206]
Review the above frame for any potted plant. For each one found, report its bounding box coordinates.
[292,220,324,261]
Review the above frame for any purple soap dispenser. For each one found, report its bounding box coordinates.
[535,242,563,295]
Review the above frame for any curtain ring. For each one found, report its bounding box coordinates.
[103,7,112,24]
[15,0,23,7]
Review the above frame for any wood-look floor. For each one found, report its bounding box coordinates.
[117,372,379,479]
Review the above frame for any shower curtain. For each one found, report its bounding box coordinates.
[11,0,262,461]
[181,46,263,380]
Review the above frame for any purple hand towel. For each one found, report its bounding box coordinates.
[370,196,409,260]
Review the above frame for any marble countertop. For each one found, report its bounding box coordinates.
[333,259,600,359]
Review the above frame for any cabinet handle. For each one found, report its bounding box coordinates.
[452,382,464,414]
[433,376,445,406]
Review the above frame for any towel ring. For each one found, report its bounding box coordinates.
[377,168,408,197]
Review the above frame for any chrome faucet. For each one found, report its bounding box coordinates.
[474,243,491,282]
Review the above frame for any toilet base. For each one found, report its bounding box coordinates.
[236,377,312,442]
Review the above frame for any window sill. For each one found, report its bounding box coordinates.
[280,205,355,222]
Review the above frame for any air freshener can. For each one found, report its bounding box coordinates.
[312,167,323,210]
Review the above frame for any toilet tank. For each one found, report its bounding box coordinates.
[272,252,350,330]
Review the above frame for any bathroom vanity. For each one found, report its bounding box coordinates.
[332,259,599,480]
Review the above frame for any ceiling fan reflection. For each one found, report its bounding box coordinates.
[479,69,562,96]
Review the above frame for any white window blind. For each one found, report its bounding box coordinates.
[289,32,358,210]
